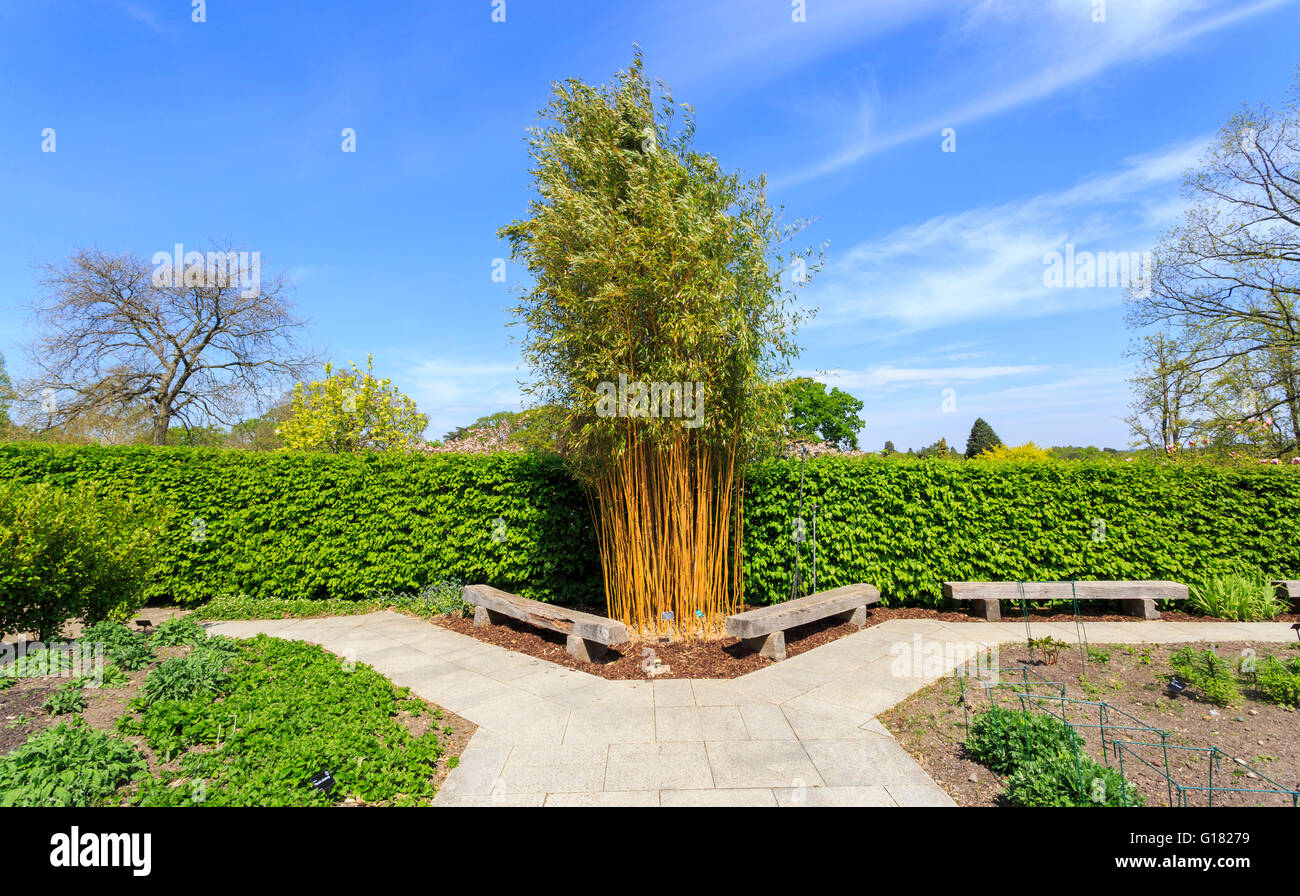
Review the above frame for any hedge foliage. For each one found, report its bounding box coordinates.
[3,444,1299,609]
[744,456,1300,605]
[0,444,599,607]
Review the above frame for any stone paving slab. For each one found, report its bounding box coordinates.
[206,612,1296,808]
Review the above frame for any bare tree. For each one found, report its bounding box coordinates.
[22,244,315,445]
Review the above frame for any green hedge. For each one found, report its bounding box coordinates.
[2,444,1299,609]
[0,444,600,607]
[744,456,1300,604]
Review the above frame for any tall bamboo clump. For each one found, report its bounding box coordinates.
[500,50,819,639]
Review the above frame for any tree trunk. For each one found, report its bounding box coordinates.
[151,412,171,446]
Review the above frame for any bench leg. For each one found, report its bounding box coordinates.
[742,631,786,662]
[971,599,1001,621]
[566,634,607,663]
[1121,598,1160,620]
[473,606,506,628]
[837,605,868,628]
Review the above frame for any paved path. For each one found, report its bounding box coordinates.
[206,613,1298,807]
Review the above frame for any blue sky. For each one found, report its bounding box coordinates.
[1,0,1297,450]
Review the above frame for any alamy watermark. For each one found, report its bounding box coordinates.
[151,244,261,298]
[1,640,105,688]
[889,634,999,682]
[595,373,704,428]
[1043,244,1151,298]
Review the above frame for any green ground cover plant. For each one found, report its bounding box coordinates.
[0,721,146,807]
[964,706,1143,806]
[117,633,448,805]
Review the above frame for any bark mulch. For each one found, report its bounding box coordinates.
[425,604,1299,680]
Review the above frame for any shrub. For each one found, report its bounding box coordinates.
[1252,654,1300,707]
[0,479,160,639]
[1187,571,1288,620]
[965,707,1143,806]
[148,616,208,647]
[976,442,1054,462]
[1006,751,1144,807]
[1167,646,1242,706]
[964,706,1081,775]
[0,721,145,806]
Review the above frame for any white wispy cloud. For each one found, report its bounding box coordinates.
[802,363,1046,392]
[118,2,174,35]
[398,355,528,439]
[775,0,1289,187]
[803,136,1205,334]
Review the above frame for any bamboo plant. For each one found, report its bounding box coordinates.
[499,50,818,639]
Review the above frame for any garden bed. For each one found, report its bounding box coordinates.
[880,640,1300,807]
[0,619,473,806]
[427,605,1278,679]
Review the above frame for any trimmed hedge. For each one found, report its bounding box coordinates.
[0,444,600,607]
[2,444,1299,608]
[744,456,1300,605]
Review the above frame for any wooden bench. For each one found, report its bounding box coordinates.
[942,581,1187,621]
[461,584,629,662]
[1271,581,1300,610]
[726,584,881,662]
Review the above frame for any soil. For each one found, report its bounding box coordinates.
[421,603,1300,680]
[0,634,474,805]
[880,640,1300,807]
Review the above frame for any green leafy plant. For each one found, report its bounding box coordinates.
[1087,648,1111,664]
[1006,750,1144,807]
[1167,645,1242,706]
[148,616,208,647]
[79,620,145,651]
[41,681,87,715]
[127,635,447,806]
[94,663,131,689]
[0,721,145,806]
[1251,653,1300,707]
[1188,570,1288,621]
[138,650,231,706]
[964,707,1081,775]
[0,480,160,639]
[109,639,156,672]
[965,707,1143,806]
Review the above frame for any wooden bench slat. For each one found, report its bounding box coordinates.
[943,581,1187,601]
[727,584,880,639]
[942,580,1187,621]
[461,584,628,646]
[1271,580,1300,599]
[726,584,880,661]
